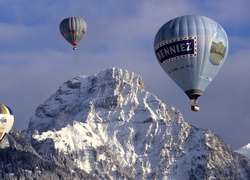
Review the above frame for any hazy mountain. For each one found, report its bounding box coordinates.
[1,67,249,179]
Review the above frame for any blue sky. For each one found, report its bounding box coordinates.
[0,0,249,149]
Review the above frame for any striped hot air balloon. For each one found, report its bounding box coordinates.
[0,104,14,141]
[59,17,87,50]
[154,15,229,111]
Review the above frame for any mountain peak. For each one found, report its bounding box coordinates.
[22,67,250,179]
[26,67,156,135]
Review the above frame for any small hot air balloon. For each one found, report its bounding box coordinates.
[0,104,14,141]
[154,15,229,111]
[59,17,87,50]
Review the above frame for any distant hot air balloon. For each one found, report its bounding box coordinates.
[154,15,229,111]
[0,104,14,141]
[59,17,87,50]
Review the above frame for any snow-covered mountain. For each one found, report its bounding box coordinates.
[1,67,250,179]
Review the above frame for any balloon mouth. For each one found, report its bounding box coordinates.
[71,42,78,46]
[185,89,203,102]
[0,132,6,140]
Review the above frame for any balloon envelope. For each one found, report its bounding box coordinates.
[154,15,228,106]
[59,17,87,50]
[0,104,14,141]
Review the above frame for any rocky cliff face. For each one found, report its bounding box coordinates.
[1,67,250,179]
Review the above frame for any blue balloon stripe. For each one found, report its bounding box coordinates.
[5,105,13,115]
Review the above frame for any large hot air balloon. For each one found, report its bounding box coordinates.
[59,17,87,50]
[0,104,14,141]
[154,15,229,111]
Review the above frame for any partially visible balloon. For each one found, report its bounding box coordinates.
[59,17,87,50]
[0,104,14,141]
[154,15,229,111]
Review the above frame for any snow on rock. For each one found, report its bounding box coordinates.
[26,67,250,179]
[27,67,145,135]
[236,143,250,159]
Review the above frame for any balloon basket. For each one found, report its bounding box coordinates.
[191,105,200,112]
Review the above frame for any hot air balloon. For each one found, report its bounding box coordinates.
[154,15,229,111]
[0,104,14,141]
[59,17,87,50]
